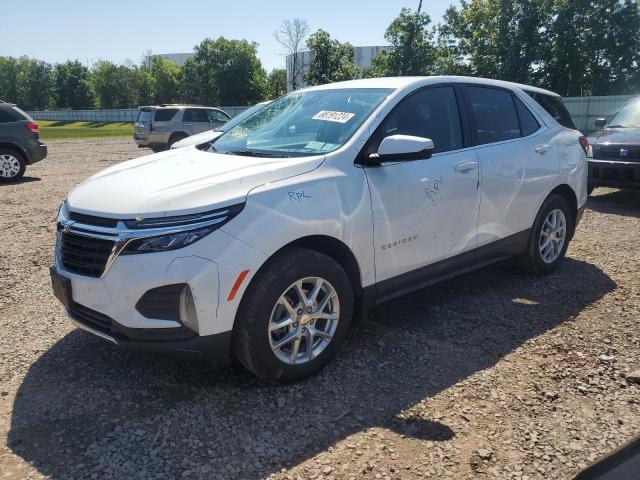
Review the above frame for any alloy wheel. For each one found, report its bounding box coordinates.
[0,154,21,178]
[539,208,566,264]
[268,277,340,365]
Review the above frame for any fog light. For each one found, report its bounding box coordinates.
[179,285,199,333]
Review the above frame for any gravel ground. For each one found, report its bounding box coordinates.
[0,138,639,480]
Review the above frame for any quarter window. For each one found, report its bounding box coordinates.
[525,91,576,130]
[368,86,463,155]
[466,86,521,145]
[153,109,178,122]
[0,110,17,123]
[514,97,540,136]
[208,110,229,122]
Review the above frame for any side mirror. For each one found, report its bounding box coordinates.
[366,135,435,165]
[594,118,607,129]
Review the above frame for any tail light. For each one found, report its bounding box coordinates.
[25,121,40,138]
[579,136,590,156]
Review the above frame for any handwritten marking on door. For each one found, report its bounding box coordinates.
[425,175,444,202]
[288,191,312,203]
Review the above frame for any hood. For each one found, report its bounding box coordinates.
[67,148,324,217]
[171,130,224,149]
[588,127,640,145]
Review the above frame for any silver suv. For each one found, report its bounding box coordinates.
[134,105,230,152]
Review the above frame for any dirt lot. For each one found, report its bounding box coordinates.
[0,138,639,480]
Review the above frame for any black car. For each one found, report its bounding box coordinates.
[587,97,640,193]
[0,101,47,182]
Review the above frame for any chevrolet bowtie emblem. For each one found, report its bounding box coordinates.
[620,148,629,157]
[135,217,143,222]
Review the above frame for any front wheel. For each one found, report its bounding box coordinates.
[518,194,574,275]
[233,248,353,383]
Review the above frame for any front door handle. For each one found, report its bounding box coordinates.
[535,144,552,155]
[183,123,193,127]
[454,161,479,173]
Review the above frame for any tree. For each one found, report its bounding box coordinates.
[369,8,436,77]
[14,57,55,110]
[91,60,139,108]
[148,55,182,104]
[181,37,269,105]
[274,18,309,91]
[304,30,360,86]
[0,57,18,103]
[54,60,95,109]
[268,68,287,98]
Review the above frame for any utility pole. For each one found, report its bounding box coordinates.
[418,0,423,12]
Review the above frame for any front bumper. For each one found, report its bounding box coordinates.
[588,159,640,189]
[64,297,232,366]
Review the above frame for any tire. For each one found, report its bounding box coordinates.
[233,247,354,384]
[587,185,595,196]
[518,194,574,276]
[168,132,188,148]
[150,146,166,153]
[0,149,26,182]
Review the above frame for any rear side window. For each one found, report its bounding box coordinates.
[514,97,540,136]
[525,91,576,130]
[153,108,178,122]
[0,109,17,123]
[183,109,210,122]
[466,86,521,144]
[11,106,31,121]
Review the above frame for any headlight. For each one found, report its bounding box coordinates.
[122,203,244,254]
[123,225,218,254]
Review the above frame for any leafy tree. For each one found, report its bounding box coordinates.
[268,68,287,98]
[91,60,139,108]
[54,60,95,109]
[304,30,360,86]
[182,37,269,105]
[274,18,309,91]
[14,57,55,110]
[369,8,436,76]
[148,55,182,104]
[0,57,18,103]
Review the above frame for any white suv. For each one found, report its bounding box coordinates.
[52,77,588,383]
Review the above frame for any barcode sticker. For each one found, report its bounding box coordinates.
[312,110,356,123]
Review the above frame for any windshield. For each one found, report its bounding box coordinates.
[608,98,640,128]
[212,88,393,157]
[218,103,270,132]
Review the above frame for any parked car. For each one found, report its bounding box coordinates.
[171,101,271,150]
[133,105,230,152]
[587,96,640,193]
[0,101,47,182]
[52,77,588,383]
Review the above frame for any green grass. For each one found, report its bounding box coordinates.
[39,121,133,140]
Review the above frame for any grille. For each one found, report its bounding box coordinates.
[70,302,113,334]
[60,232,115,277]
[68,211,119,228]
[595,145,640,162]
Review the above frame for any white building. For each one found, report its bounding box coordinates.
[147,53,194,67]
[285,45,390,91]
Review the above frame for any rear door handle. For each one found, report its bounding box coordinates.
[454,161,479,173]
[535,145,552,154]
[183,123,193,126]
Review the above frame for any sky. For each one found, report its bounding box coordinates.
[1,0,458,72]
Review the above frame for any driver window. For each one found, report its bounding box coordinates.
[367,87,463,156]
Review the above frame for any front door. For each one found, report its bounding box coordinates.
[183,108,212,135]
[363,86,481,297]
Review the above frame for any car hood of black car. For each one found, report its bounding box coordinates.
[588,127,640,145]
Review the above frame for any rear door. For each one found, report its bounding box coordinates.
[461,85,557,246]
[183,108,211,134]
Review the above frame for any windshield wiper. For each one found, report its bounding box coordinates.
[607,124,628,128]
[226,149,289,158]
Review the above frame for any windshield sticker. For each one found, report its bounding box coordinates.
[312,110,355,123]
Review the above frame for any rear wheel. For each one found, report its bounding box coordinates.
[233,248,353,383]
[168,132,188,148]
[587,185,595,196]
[518,194,574,275]
[0,149,26,182]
